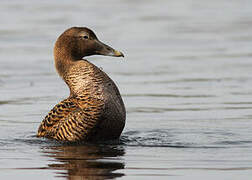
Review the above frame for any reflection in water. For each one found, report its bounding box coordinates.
[42,144,125,179]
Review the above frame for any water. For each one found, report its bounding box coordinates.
[1,0,252,179]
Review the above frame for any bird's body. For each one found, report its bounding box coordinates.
[37,27,125,142]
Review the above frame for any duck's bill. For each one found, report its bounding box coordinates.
[94,40,124,57]
[108,49,124,57]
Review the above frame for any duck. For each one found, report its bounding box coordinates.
[37,27,126,142]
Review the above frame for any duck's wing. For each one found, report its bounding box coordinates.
[37,96,105,142]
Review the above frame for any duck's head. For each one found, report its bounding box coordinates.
[54,27,124,61]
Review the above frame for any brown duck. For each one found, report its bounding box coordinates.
[37,27,126,142]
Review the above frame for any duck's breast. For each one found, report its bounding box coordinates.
[89,64,126,139]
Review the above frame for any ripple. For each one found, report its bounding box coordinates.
[215,140,252,146]
[124,93,215,98]
[128,107,208,113]
[0,96,55,106]
[119,131,222,149]
[6,128,250,150]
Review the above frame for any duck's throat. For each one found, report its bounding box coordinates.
[60,60,100,97]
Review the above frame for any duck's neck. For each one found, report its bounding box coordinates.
[55,56,94,97]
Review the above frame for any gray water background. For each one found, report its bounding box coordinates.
[1,0,252,179]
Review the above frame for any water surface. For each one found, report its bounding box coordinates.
[1,0,252,179]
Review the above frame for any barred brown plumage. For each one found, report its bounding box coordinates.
[37,27,126,142]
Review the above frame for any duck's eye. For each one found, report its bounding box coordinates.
[83,35,89,39]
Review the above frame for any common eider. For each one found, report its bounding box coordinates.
[37,27,126,142]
